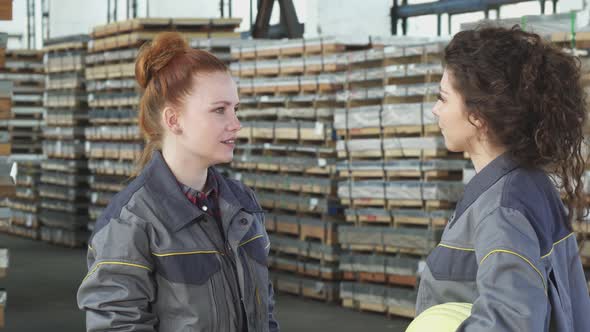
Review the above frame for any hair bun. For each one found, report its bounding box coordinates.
[135,32,188,89]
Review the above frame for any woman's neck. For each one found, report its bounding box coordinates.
[161,145,208,191]
[467,141,507,173]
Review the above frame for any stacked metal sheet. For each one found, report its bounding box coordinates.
[85,29,139,229]
[190,37,246,64]
[84,17,242,231]
[0,33,10,157]
[0,159,13,234]
[333,40,468,318]
[0,33,14,219]
[40,35,90,247]
[3,156,42,239]
[230,36,380,302]
[0,50,45,240]
[0,12,11,327]
[2,50,45,154]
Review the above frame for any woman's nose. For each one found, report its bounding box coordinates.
[228,113,241,131]
[432,102,441,117]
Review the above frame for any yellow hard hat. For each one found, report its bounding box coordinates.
[405,302,472,332]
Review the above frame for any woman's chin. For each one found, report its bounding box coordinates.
[205,153,234,166]
[220,153,234,164]
[444,141,463,153]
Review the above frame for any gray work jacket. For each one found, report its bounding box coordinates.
[417,153,590,331]
[77,150,279,332]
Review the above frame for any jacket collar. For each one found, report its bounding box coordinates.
[143,150,258,232]
[451,152,519,224]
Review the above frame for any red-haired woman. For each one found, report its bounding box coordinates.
[77,32,279,332]
[416,26,590,331]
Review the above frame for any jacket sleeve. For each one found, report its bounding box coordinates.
[458,206,548,331]
[261,213,280,332]
[77,216,158,332]
[244,184,280,332]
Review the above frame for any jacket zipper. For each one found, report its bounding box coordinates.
[244,247,263,331]
[225,209,265,331]
[225,239,251,331]
[210,275,221,331]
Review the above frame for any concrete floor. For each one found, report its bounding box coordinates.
[0,233,410,332]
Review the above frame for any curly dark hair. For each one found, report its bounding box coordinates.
[444,25,588,225]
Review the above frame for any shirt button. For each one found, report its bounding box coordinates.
[240,218,248,225]
[202,205,208,212]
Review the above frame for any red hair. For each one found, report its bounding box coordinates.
[134,31,228,174]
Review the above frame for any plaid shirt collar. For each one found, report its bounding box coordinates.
[143,151,260,232]
[178,168,220,217]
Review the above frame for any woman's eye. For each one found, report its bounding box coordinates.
[234,107,239,113]
[215,107,225,114]
[437,93,445,102]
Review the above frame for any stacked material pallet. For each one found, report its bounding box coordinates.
[89,17,241,52]
[41,35,90,247]
[0,32,10,157]
[230,37,377,302]
[0,160,12,238]
[3,50,44,155]
[334,40,468,318]
[190,36,245,64]
[1,50,45,240]
[2,156,41,239]
[84,17,242,230]
[0,33,14,216]
[0,4,11,326]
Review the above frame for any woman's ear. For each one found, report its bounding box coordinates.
[162,106,183,134]
[468,113,485,130]
[469,113,492,143]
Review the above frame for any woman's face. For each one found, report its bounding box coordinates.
[175,71,241,166]
[432,69,480,152]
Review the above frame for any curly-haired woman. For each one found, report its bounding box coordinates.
[416,26,590,331]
